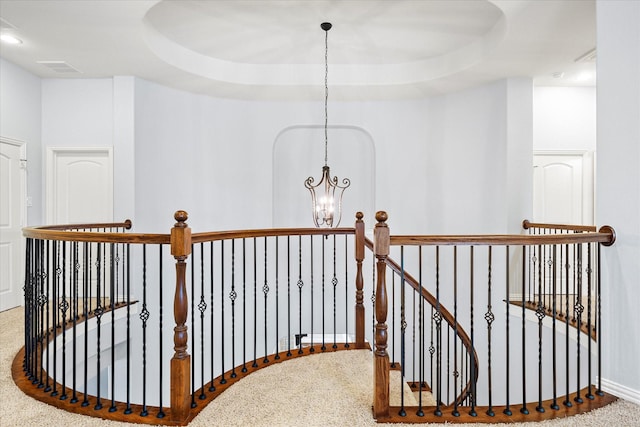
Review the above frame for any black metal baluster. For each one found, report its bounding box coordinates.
[321,235,326,351]
[399,246,406,417]
[140,244,149,415]
[71,241,79,403]
[574,243,584,404]
[253,238,258,366]
[332,235,337,349]
[310,236,314,353]
[275,237,281,359]
[417,247,424,416]
[453,246,460,417]
[190,243,196,407]
[60,241,69,401]
[551,245,559,410]
[469,246,477,417]
[435,246,443,417]
[596,243,603,396]
[242,239,247,372]
[51,241,59,397]
[504,246,512,416]
[37,240,47,389]
[344,235,349,349]
[263,236,270,362]
[209,242,216,392]
[520,245,529,415]
[391,273,396,368]
[296,236,304,354]
[563,243,572,407]
[220,241,227,384]
[287,236,292,357]
[535,245,546,413]
[230,240,237,378]
[124,244,132,414]
[199,242,207,399]
[81,242,89,405]
[486,246,495,416]
[109,243,117,412]
[95,243,104,410]
[586,242,594,400]
[158,245,166,417]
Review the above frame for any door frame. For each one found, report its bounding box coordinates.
[0,136,27,310]
[45,147,113,224]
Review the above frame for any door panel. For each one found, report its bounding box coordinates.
[47,148,113,224]
[0,138,26,311]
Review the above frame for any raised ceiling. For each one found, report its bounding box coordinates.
[0,0,596,100]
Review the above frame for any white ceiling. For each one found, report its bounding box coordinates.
[0,0,596,101]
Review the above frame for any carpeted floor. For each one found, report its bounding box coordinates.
[2,306,639,427]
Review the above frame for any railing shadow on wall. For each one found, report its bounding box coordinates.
[14,210,618,425]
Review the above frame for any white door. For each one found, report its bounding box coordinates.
[0,137,27,311]
[46,148,113,224]
[533,152,594,225]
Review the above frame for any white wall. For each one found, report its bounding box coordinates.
[534,87,597,151]
[0,58,42,225]
[596,0,640,404]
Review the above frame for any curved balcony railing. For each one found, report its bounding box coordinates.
[14,210,618,425]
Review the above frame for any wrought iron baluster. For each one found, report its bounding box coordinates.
[551,245,559,410]
[190,243,196,407]
[563,243,572,407]
[199,242,207,398]
[242,239,247,372]
[51,241,59,397]
[485,246,495,416]
[574,242,584,404]
[253,238,258,366]
[453,246,460,417]
[275,237,281,359]
[503,246,512,416]
[332,235,337,350]
[109,243,117,412]
[399,246,407,417]
[535,244,546,414]
[287,236,292,357]
[158,244,166,417]
[321,235,326,351]
[94,243,104,410]
[344,235,349,349]
[263,236,270,362]
[520,245,529,415]
[140,244,149,415]
[297,235,304,355]
[220,241,227,384]
[310,235,315,353]
[124,244,132,414]
[81,242,89,405]
[586,243,594,400]
[417,246,424,417]
[71,241,79,403]
[468,246,477,417]
[209,241,216,392]
[230,239,237,379]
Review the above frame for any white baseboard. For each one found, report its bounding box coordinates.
[599,377,640,405]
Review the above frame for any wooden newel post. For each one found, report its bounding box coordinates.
[354,212,366,349]
[170,210,191,423]
[373,211,390,419]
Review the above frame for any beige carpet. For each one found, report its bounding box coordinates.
[2,306,640,427]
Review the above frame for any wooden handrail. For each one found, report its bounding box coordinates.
[28,219,133,231]
[522,219,597,232]
[388,229,615,247]
[191,227,354,243]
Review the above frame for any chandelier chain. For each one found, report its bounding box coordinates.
[324,27,329,167]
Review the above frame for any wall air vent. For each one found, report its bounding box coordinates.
[36,60,82,74]
[575,48,596,63]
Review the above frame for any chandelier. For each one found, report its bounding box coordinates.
[304,22,350,228]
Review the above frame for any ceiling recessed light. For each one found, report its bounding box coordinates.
[0,33,22,44]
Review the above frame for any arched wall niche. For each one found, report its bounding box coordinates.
[273,125,375,228]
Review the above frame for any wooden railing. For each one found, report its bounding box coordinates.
[17,211,369,425]
[15,211,619,425]
[370,211,617,423]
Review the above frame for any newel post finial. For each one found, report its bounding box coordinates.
[170,210,191,422]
